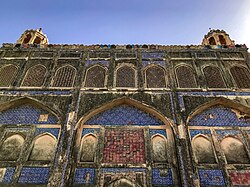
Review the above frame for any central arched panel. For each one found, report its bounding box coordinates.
[72,99,179,187]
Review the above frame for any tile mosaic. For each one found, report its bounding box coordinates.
[149,129,167,138]
[1,167,15,184]
[189,129,211,139]
[198,169,225,186]
[74,168,95,184]
[86,105,163,126]
[81,128,99,137]
[35,128,60,138]
[229,170,250,186]
[152,168,173,186]
[18,167,50,184]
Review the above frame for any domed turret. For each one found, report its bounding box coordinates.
[16,28,49,47]
[202,29,235,46]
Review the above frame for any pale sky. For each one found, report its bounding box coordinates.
[0,0,249,47]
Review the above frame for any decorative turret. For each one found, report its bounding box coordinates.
[16,28,49,47]
[202,29,235,46]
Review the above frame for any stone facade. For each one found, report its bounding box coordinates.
[0,29,249,186]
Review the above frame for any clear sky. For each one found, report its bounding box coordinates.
[0,0,249,47]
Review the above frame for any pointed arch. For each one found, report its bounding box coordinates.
[0,64,18,87]
[80,134,97,162]
[187,97,250,124]
[29,133,57,161]
[221,136,249,164]
[52,65,76,87]
[219,35,226,45]
[145,65,166,88]
[230,66,250,88]
[203,66,226,88]
[0,97,60,122]
[21,64,47,87]
[192,135,216,163]
[175,65,197,88]
[84,65,107,88]
[76,97,175,132]
[209,37,216,45]
[115,64,136,88]
[0,134,25,161]
[151,134,168,162]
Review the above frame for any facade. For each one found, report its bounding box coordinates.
[0,29,249,187]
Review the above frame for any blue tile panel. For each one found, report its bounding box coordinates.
[82,128,99,137]
[86,105,164,126]
[35,128,60,138]
[189,129,211,139]
[215,130,241,140]
[101,168,146,173]
[18,167,50,184]
[142,52,165,59]
[189,107,250,127]
[198,169,225,186]
[1,167,15,184]
[74,168,95,184]
[85,60,109,67]
[142,61,166,68]
[149,129,167,138]
[152,168,173,186]
[0,104,58,125]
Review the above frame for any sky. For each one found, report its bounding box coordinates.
[0,0,249,47]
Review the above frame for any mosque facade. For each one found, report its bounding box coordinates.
[0,29,249,186]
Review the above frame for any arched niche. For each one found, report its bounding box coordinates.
[230,66,250,89]
[84,65,106,88]
[29,134,57,161]
[175,65,197,88]
[23,33,32,44]
[21,64,47,87]
[80,134,97,162]
[115,65,136,88]
[152,135,167,162]
[0,64,18,87]
[219,35,226,45]
[209,37,216,45]
[145,65,166,88]
[221,137,249,164]
[108,178,141,187]
[203,66,226,88]
[52,65,76,87]
[192,135,216,164]
[0,134,25,161]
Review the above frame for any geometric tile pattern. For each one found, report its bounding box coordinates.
[189,107,250,127]
[189,129,211,139]
[81,128,99,137]
[0,65,18,87]
[198,169,225,186]
[0,104,58,125]
[149,129,167,138]
[229,170,250,186]
[74,168,95,184]
[145,65,166,88]
[230,66,250,88]
[85,105,163,126]
[18,167,50,184]
[103,129,145,164]
[152,168,173,186]
[203,66,226,88]
[52,65,76,87]
[35,128,60,138]
[176,66,197,88]
[84,65,106,88]
[116,65,135,88]
[22,64,46,87]
[0,167,15,184]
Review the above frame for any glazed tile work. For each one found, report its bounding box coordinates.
[198,169,225,186]
[142,61,165,68]
[189,129,211,139]
[149,129,167,138]
[142,52,165,59]
[152,168,173,186]
[81,128,99,137]
[189,107,250,127]
[215,130,241,140]
[35,128,60,138]
[103,129,145,164]
[85,105,164,126]
[0,104,58,124]
[74,168,95,184]
[229,170,250,186]
[0,167,15,184]
[18,167,50,184]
